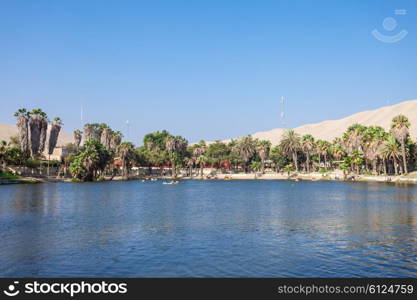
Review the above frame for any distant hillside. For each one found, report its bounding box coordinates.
[220,99,417,145]
[0,123,73,147]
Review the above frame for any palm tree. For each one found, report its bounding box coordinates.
[350,149,364,174]
[391,115,410,174]
[69,139,111,181]
[47,117,63,175]
[280,130,301,172]
[110,131,123,150]
[233,136,257,173]
[184,157,195,177]
[118,142,134,179]
[100,126,113,150]
[14,108,30,158]
[257,140,271,173]
[301,134,315,172]
[380,135,402,175]
[362,126,387,174]
[250,161,261,175]
[83,124,94,141]
[28,109,48,158]
[0,140,7,171]
[316,140,331,170]
[342,123,366,153]
[165,136,188,177]
[196,154,207,177]
[38,112,48,154]
[73,130,82,149]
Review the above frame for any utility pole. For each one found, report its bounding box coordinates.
[126,120,130,141]
[280,96,286,128]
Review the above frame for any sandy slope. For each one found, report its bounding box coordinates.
[2,99,417,147]
[0,123,73,146]
[224,99,417,145]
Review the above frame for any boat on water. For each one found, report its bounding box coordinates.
[224,176,232,181]
[162,181,180,185]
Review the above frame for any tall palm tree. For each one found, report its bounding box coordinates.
[14,108,30,158]
[73,130,82,149]
[196,155,207,177]
[350,149,364,174]
[301,134,315,172]
[380,135,402,175]
[342,123,366,153]
[47,117,63,175]
[280,130,301,171]
[83,124,94,141]
[118,142,134,179]
[165,136,188,177]
[316,140,331,169]
[362,126,387,174]
[233,136,257,173]
[0,140,7,171]
[184,157,195,177]
[257,140,271,173]
[100,127,113,150]
[38,112,49,154]
[110,131,123,150]
[29,109,48,158]
[391,115,410,174]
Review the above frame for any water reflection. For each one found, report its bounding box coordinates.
[0,180,416,277]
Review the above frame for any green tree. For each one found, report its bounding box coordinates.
[233,136,257,173]
[301,134,315,172]
[69,139,111,181]
[391,115,410,174]
[257,140,271,173]
[280,130,301,171]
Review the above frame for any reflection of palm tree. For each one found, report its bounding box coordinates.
[280,130,301,172]
[14,108,30,158]
[391,115,410,174]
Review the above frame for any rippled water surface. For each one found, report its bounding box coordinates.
[1,180,417,277]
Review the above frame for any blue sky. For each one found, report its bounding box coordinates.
[1,0,416,144]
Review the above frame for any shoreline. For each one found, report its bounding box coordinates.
[3,172,417,185]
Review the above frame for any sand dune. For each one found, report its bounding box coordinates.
[0,123,73,147]
[2,99,417,147]
[222,99,417,145]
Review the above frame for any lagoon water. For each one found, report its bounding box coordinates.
[1,180,417,277]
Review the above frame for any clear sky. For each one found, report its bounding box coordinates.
[1,0,416,144]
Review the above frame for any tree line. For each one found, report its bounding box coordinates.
[1,109,415,181]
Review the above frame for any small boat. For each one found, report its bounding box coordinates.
[224,176,232,180]
[151,178,157,181]
[162,181,180,185]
